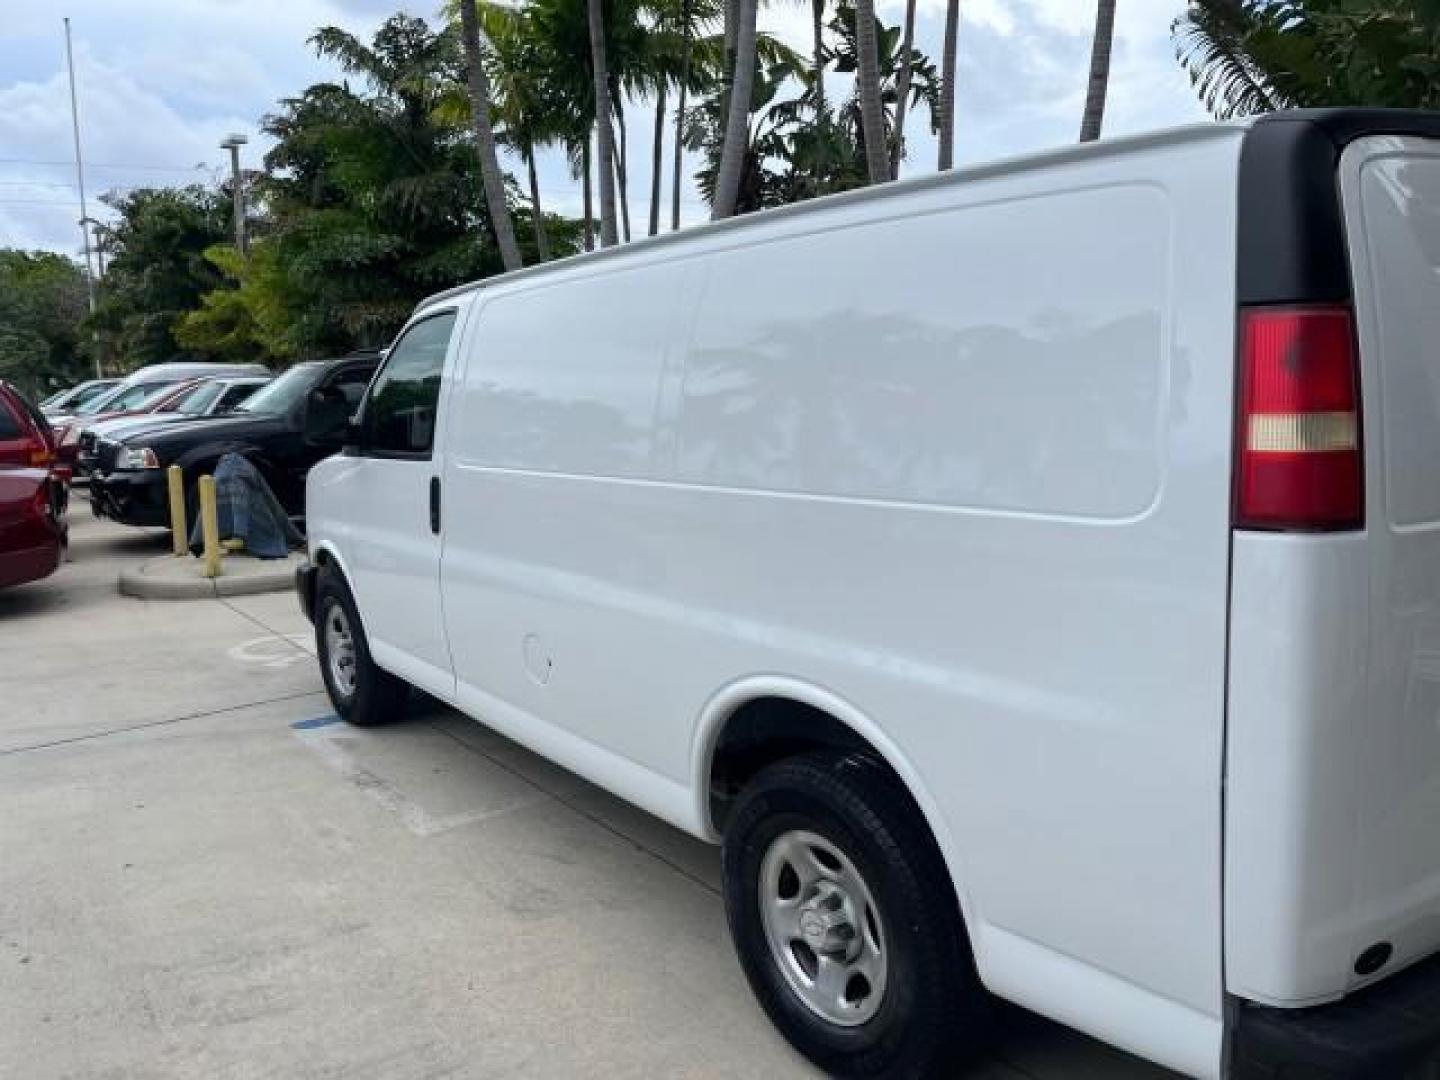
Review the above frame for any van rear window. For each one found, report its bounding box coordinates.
[1355,153,1440,527]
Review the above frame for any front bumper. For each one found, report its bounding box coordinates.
[296,561,318,624]
[89,469,171,528]
[1229,954,1440,1078]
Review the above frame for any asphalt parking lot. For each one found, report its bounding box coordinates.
[0,511,1180,1079]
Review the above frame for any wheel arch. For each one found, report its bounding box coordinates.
[311,539,356,594]
[173,439,263,476]
[690,676,977,935]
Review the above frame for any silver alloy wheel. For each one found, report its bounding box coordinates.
[759,829,888,1027]
[324,603,358,699]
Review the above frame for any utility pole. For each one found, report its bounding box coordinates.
[220,133,248,255]
[63,16,101,378]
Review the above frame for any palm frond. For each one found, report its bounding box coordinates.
[1172,2,1286,119]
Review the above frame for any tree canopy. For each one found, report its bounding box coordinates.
[1175,0,1440,117]
[0,250,91,399]
[88,185,231,368]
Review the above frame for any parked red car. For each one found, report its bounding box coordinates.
[0,467,67,590]
[0,382,67,590]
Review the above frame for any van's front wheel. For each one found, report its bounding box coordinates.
[721,752,989,1078]
[314,567,409,726]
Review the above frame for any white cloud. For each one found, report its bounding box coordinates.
[0,43,247,249]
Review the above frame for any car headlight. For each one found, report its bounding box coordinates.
[116,447,161,470]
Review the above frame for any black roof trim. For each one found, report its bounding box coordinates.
[1239,109,1440,306]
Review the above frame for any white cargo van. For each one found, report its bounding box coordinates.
[298,110,1440,1079]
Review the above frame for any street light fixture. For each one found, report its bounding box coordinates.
[219,133,248,255]
[78,215,106,277]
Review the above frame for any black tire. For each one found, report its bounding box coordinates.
[722,752,991,1079]
[313,565,409,726]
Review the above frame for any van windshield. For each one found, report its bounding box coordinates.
[232,363,321,416]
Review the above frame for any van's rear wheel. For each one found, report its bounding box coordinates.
[314,566,409,726]
[721,752,990,1078]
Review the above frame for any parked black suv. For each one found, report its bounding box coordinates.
[90,355,378,528]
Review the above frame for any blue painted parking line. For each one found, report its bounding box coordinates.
[291,714,341,730]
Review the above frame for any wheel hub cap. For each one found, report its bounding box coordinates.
[797,881,860,957]
[758,829,888,1027]
[324,605,357,698]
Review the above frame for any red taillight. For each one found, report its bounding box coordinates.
[27,443,51,467]
[1234,306,1363,531]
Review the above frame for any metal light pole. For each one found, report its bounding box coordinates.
[63,16,101,378]
[219,133,248,256]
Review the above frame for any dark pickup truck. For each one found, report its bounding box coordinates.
[89,355,378,528]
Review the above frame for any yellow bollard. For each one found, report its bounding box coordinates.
[167,465,187,557]
[198,474,222,579]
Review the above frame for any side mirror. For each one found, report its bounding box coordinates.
[303,387,353,449]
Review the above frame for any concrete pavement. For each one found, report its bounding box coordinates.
[0,514,1180,1079]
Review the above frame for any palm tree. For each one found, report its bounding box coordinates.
[671,0,693,230]
[458,0,524,270]
[471,2,562,261]
[642,0,714,234]
[852,0,890,184]
[937,0,959,169]
[612,83,634,240]
[811,0,827,117]
[826,1,938,169]
[583,138,596,248]
[649,80,668,235]
[712,0,758,218]
[889,0,916,177]
[666,0,724,229]
[589,0,622,244]
[1079,0,1117,142]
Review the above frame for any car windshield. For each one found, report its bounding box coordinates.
[76,383,115,407]
[174,381,224,416]
[76,383,130,415]
[232,363,320,416]
[89,381,174,414]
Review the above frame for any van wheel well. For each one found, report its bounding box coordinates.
[708,697,889,833]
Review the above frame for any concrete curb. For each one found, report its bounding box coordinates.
[118,553,302,601]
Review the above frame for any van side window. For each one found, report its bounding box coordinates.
[365,311,457,459]
[0,401,21,439]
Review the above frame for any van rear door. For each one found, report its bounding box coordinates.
[1337,132,1440,987]
[1226,115,1440,1011]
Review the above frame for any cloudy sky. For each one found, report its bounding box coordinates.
[0,0,1207,257]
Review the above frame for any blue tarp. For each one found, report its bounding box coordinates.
[189,452,302,559]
